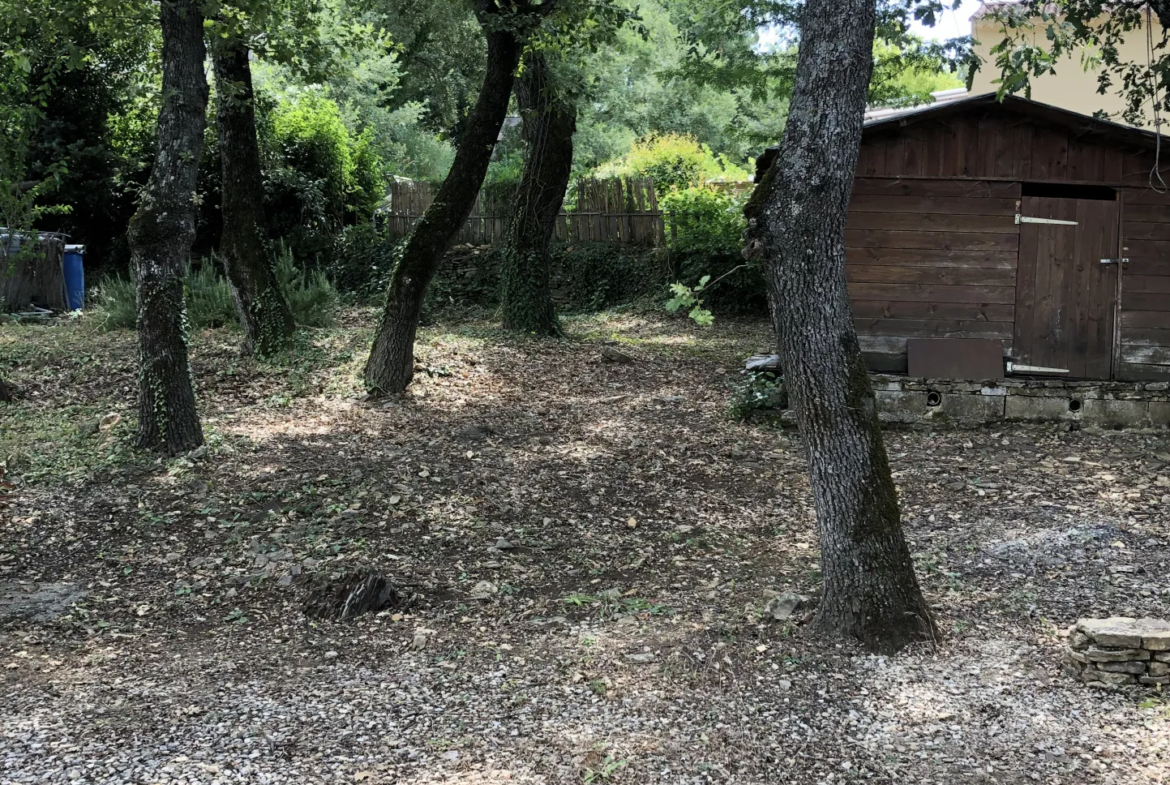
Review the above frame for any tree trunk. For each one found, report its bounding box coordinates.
[0,377,12,403]
[363,14,527,394]
[498,52,575,336]
[127,0,208,454]
[212,35,296,357]
[749,0,935,653]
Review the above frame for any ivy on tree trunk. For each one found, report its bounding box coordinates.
[748,0,935,653]
[498,51,576,336]
[212,35,296,357]
[364,0,556,394]
[127,0,208,454]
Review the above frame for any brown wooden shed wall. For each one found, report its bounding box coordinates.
[1119,187,1170,380]
[856,112,1165,186]
[848,101,1170,380]
[846,177,1021,372]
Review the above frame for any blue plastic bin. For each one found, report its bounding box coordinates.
[63,245,85,311]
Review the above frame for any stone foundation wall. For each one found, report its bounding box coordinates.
[1064,618,1170,688]
[873,375,1170,428]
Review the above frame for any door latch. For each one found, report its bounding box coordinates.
[1100,258,1130,265]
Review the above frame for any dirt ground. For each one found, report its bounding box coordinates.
[2,308,1169,784]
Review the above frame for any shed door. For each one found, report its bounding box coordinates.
[1013,196,1120,379]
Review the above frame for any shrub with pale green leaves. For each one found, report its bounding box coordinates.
[93,252,337,331]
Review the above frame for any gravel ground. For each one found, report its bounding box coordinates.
[1,311,1169,784]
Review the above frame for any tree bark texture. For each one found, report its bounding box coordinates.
[212,35,296,357]
[363,1,549,394]
[749,0,934,653]
[127,0,208,454]
[498,52,576,336]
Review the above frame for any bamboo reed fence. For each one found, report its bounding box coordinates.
[380,177,667,246]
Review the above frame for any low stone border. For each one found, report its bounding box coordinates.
[872,375,1170,427]
[1064,617,1170,688]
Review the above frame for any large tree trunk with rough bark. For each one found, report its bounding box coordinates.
[127,0,208,454]
[498,52,575,335]
[748,0,934,654]
[212,35,296,356]
[364,0,553,394]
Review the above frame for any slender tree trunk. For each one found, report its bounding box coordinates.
[749,0,934,653]
[212,35,296,356]
[127,0,208,454]
[498,52,575,335]
[364,6,538,394]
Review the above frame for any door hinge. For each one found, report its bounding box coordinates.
[1007,362,1070,375]
[1016,214,1078,226]
[1100,257,1130,265]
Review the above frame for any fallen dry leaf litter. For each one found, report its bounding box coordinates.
[0,309,1168,784]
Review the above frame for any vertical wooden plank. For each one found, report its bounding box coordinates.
[1012,122,1034,180]
[975,114,998,179]
[901,126,926,177]
[1086,199,1121,379]
[884,133,905,175]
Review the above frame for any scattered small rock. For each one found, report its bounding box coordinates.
[469,580,498,600]
[601,346,635,364]
[762,591,808,622]
[303,568,402,621]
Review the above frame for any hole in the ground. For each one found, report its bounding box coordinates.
[1069,399,1083,412]
[926,391,942,407]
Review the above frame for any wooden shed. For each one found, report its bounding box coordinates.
[848,93,1170,381]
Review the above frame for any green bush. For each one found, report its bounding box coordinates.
[598,133,751,194]
[91,262,234,331]
[326,223,400,299]
[554,243,660,312]
[728,370,787,422]
[660,186,766,316]
[262,90,385,242]
[93,253,338,331]
[91,276,137,331]
[273,246,337,327]
[661,186,747,257]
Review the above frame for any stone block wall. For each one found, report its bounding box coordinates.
[1064,617,1170,688]
[872,376,1170,428]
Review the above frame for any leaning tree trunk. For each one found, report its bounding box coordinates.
[748,0,935,653]
[498,52,576,336]
[363,22,525,394]
[127,0,208,453]
[212,35,296,357]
